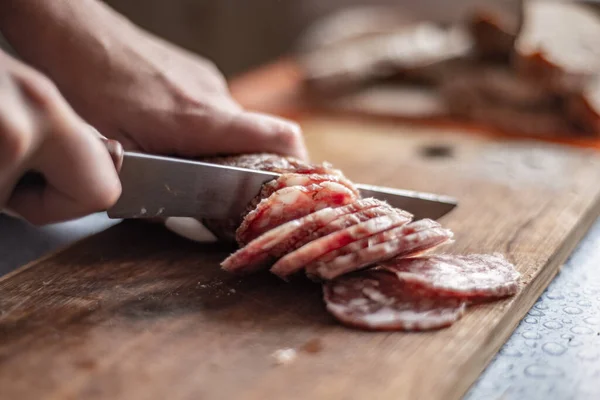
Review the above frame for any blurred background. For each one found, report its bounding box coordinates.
[102,0,519,77]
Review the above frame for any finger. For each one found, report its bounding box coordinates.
[8,95,121,225]
[226,111,308,161]
[182,108,308,160]
[0,77,39,206]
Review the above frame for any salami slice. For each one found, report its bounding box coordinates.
[323,270,466,331]
[381,254,520,299]
[271,213,412,279]
[313,218,441,265]
[222,198,390,274]
[246,173,360,214]
[292,202,411,251]
[270,198,390,256]
[236,182,358,245]
[201,153,350,240]
[310,219,453,280]
[222,199,375,272]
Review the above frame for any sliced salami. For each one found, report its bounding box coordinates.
[310,219,454,280]
[381,253,520,299]
[202,153,345,176]
[313,218,441,265]
[221,199,383,273]
[222,207,336,273]
[323,269,467,331]
[201,153,351,241]
[236,182,358,245]
[292,201,411,251]
[246,173,360,214]
[270,213,412,279]
[270,198,388,256]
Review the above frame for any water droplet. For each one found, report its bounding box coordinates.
[542,342,567,356]
[577,299,592,307]
[561,318,572,325]
[584,317,600,326]
[577,350,600,361]
[571,326,594,335]
[568,340,584,347]
[565,281,580,288]
[544,321,563,330]
[525,340,538,348]
[535,302,549,310]
[522,331,541,340]
[583,287,599,295]
[568,292,581,298]
[563,306,583,315]
[525,364,564,378]
[528,309,544,317]
[546,292,564,300]
[500,347,523,357]
[524,317,538,324]
[561,333,575,340]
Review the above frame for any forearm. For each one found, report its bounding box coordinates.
[0,0,138,79]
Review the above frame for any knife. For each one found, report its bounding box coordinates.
[106,151,457,221]
[17,140,457,221]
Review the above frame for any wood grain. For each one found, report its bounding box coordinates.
[1,114,600,399]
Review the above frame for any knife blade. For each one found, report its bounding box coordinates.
[106,151,457,221]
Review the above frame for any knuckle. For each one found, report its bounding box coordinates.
[19,72,60,107]
[202,60,228,89]
[278,120,303,144]
[0,119,32,164]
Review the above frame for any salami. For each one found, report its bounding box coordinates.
[312,218,441,265]
[246,173,360,214]
[289,202,410,251]
[271,199,392,256]
[381,253,520,299]
[202,153,345,177]
[271,213,412,279]
[209,152,521,332]
[201,153,351,241]
[236,182,358,245]
[323,269,467,331]
[222,198,388,273]
[309,219,453,280]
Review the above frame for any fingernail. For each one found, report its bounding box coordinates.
[101,138,124,173]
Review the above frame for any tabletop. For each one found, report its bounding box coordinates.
[1,213,599,400]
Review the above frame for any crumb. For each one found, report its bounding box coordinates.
[230,289,236,293]
[301,338,323,354]
[271,348,297,365]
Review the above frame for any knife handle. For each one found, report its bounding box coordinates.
[15,138,124,191]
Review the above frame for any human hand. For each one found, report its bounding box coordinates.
[0,50,121,225]
[19,4,307,161]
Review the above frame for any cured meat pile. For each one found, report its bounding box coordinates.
[298,0,600,138]
[209,153,520,332]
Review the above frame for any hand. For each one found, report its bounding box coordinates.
[64,29,307,160]
[0,1,307,161]
[0,50,121,225]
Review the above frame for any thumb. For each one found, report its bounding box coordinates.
[173,108,309,161]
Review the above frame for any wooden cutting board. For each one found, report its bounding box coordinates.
[2,115,600,400]
[3,60,600,399]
